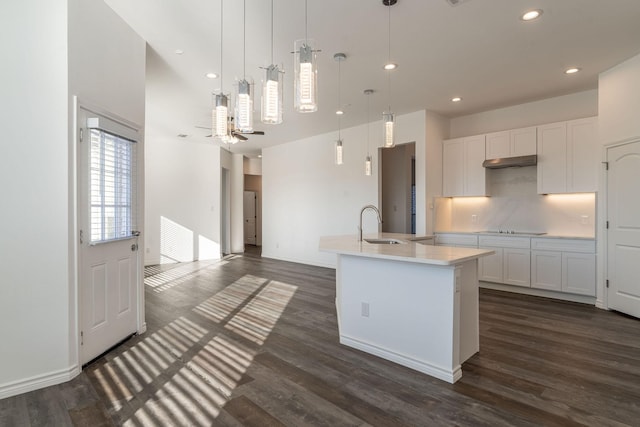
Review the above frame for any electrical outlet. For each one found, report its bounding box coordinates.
[581,215,589,225]
[471,214,478,224]
[361,302,370,317]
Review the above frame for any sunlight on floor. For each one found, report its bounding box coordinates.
[91,266,297,426]
[144,260,226,293]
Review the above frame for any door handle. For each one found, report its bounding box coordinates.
[131,243,138,252]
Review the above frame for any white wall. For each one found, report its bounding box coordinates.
[599,54,640,144]
[263,111,428,267]
[450,90,598,138]
[425,111,448,232]
[231,153,245,253]
[0,0,145,399]
[596,52,640,308]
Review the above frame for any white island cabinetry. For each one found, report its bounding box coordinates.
[319,233,493,384]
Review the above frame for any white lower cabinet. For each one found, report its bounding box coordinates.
[531,238,596,296]
[478,236,530,287]
[434,233,478,248]
[503,248,531,287]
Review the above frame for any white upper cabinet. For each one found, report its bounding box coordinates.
[486,126,537,159]
[443,135,487,197]
[537,117,597,194]
[567,117,598,192]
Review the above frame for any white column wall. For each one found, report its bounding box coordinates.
[0,1,70,396]
[263,111,427,268]
[0,0,146,398]
[231,153,245,253]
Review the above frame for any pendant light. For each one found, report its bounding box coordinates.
[364,89,374,176]
[334,53,346,165]
[261,0,283,124]
[294,0,318,113]
[383,0,396,148]
[212,0,230,141]
[235,0,254,133]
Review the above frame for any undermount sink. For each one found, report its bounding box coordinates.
[364,238,406,245]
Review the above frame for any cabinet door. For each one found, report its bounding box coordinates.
[503,248,531,287]
[562,252,596,296]
[531,250,562,291]
[479,247,503,283]
[567,117,597,192]
[443,138,464,197]
[464,135,487,196]
[511,126,537,156]
[485,131,510,159]
[537,122,567,194]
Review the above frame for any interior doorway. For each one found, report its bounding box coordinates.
[380,142,416,234]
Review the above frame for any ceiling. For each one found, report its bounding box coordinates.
[105,0,640,157]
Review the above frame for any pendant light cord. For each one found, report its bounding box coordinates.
[387,3,392,111]
[305,0,308,43]
[220,0,224,90]
[270,0,274,64]
[366,92,371,156]
[243,0,246,79]
[337,59,341,140]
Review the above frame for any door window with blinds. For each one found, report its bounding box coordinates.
[88,119,138,244]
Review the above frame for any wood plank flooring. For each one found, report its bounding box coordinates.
[2,247,640,426]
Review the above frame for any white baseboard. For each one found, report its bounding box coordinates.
[0,364,80,400]
[480,281,597,305]
[340,335,461,384]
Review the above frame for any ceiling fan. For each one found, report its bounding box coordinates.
[195,117,265,141]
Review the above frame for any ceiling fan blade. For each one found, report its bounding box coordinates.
[235,133,248,141]
[252,131,265,135]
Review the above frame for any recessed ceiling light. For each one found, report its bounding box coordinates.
[565,67,581,74]
[521,9,543,21]
[336,110,344,115]
[174,49,184,55]
[384,63,397,70]
[451,97,462,102]
[205,72,218,79]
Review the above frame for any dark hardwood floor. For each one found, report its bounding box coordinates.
[2,249,640,426]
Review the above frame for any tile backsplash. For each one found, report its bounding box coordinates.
[435,166,596,237]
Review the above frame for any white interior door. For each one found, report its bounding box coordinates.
[78,107,140,364]
[244,191,257,245]
[607,139,640,318]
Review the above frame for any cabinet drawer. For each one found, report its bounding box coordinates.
[478,236,530,249]
[531,238,595,253]
[435,234,478,247]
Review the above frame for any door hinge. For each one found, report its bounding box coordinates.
[80,331,84,345]
[79,229,83,244]
[79,128,83,143]
[606,279,610,288]
[606,221,609,229]
[602,161,609,171]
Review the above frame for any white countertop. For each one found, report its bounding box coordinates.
[319,233,494,266]
[435,230,595,240]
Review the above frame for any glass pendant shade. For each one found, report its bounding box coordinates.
[294,39,318,113]
[261,65,283,124]
[335,139,344,165]
[235,79,254,133]
[383,111,395,148]
[365,155,372,176]
[212,93,229,139]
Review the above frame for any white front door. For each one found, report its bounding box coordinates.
[78,107,141,364]
[607,139,640,319]
[244,191,257,245]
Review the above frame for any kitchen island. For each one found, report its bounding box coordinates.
[319,233,494,383]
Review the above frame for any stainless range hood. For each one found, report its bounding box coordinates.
[482,154,537,169]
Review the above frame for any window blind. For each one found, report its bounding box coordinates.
[89,128,137,244]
